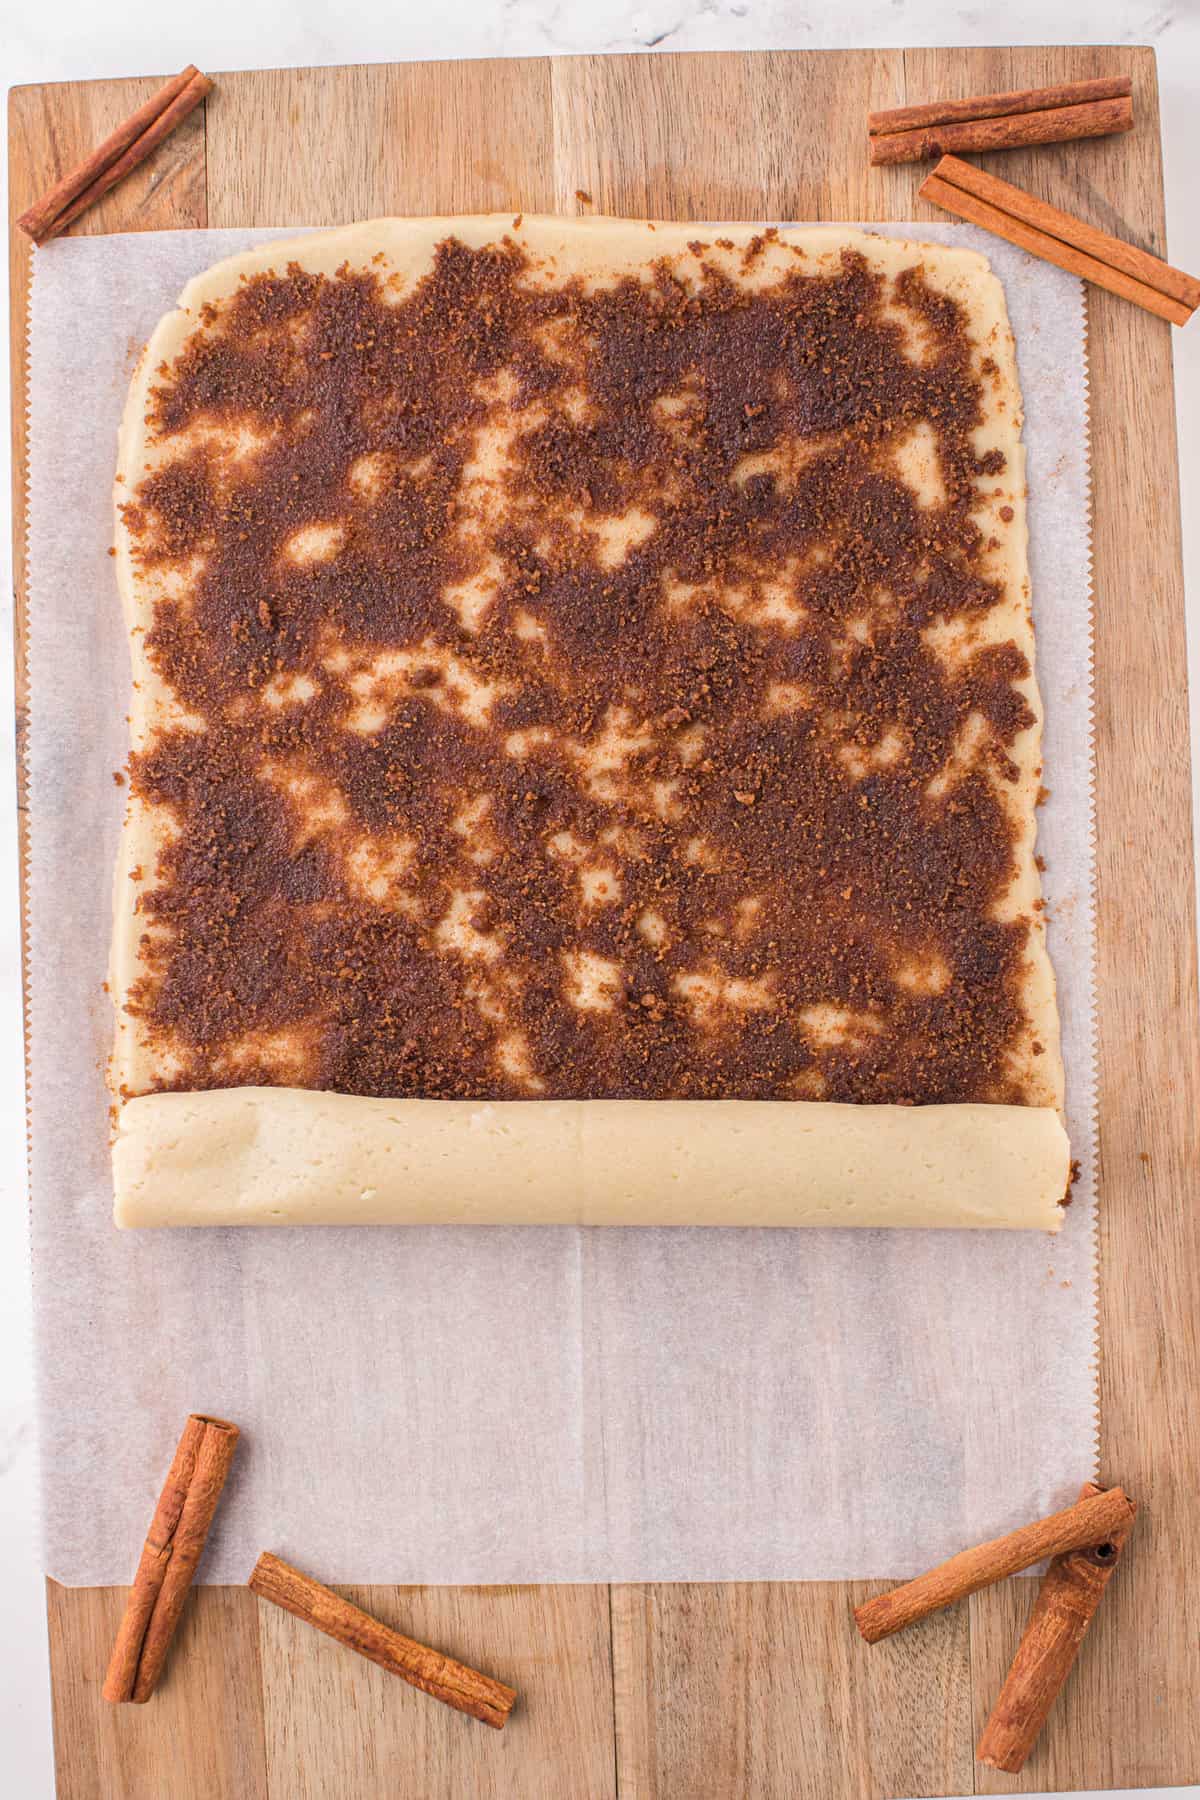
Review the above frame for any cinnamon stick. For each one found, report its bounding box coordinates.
[17,66,211,245]
[853,1485,1135,1644]
[869,95,1132,167]
[248,1553,517,1729]
[977,1482,1136,1773]
[868,77,1132,165]
[921,155,1200,327]
[103,1413,239,1703]
[870,76,1132,136]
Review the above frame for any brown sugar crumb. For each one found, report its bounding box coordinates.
[999,504,1014,522]
[112,770,126,787]
[574,189,592,205]
[118,233,1041,1107]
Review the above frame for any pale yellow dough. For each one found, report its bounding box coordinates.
[115,1089,1069,1230]
[111,215,1065,1230]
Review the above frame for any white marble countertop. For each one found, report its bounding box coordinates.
[3,4,1198,1794]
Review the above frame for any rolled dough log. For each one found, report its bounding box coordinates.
[114,1089,1069,1230]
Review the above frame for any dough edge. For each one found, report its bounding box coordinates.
[114,1089,1069,1230]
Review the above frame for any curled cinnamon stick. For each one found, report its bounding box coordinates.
[868,77,1133,165]
[977,1483,1136,1773]
[17,65,211,246]
[249,1552,516,1728]
[854,1485,1135,1644]
[103,1413,240,1703]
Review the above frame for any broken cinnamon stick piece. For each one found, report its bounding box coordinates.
[920,156,1200,327]
[977,1483,1136,1773]
[248,1553,517,1729]
[103,1413,239,1703]
[854,1485,1134,1644]
[17,66,211,245]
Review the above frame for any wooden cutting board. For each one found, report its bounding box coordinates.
[9,44,1199,1799]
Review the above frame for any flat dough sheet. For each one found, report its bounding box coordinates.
[111,215,1067,1228]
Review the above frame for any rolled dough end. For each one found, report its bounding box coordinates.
[113,1089,1069,1231]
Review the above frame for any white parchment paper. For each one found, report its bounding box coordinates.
[26,225,1097,1585]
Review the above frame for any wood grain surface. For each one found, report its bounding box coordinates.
[10,44,1199,1798]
